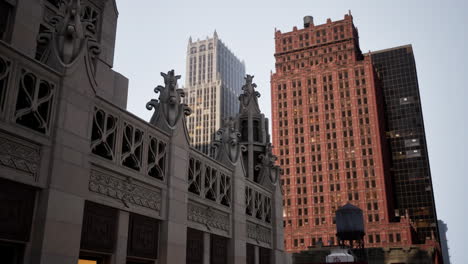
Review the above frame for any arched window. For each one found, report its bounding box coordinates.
[199,45,206,52]
[253,120,260,142]
[241,120,248,141]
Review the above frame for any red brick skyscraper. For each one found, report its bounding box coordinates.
[270,13,428,252]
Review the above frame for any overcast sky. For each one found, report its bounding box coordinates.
[113,0,467,263]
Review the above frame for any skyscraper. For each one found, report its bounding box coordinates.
[371,45,440,244]
[271,13,442,258]
[184,32,246,154]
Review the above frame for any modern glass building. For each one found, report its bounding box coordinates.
[371,45,440,244]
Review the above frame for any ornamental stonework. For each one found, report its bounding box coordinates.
[0,133,40,178]
[247,221,272,245]
[89,169,162,213]
[187,201,230,233]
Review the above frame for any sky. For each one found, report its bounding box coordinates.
[113,0,467,263]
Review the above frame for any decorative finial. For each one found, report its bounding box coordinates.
[36,0,101,71]
[255,143,282,185]
[238,74,261,113]
[211,117,246,164]
[147,70,192,129]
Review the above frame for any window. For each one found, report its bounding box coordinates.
[0,0,14,41]
[0,241,25,264]
[375,234,381,243]
[406,149,421,158]
[404,138,420,147]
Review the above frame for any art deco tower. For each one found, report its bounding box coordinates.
[184,32,246,154]
[271,13,441,257]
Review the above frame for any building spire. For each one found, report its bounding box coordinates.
[147,70,192,131]
[238,75,261,114]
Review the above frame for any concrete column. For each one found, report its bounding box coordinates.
[113,211,130,264]
[254,245,260,264]
[30,48,100,264]
[272,184,286,264]
[203,232,210,264]
[158,121,190,264]
[29,189,85,264]
[228,160,247,264]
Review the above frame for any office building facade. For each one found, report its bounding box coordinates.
[184,33,245,154]
[371,45,439,244]
[270,13,442,262]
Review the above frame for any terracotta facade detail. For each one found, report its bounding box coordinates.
[187,201,230,233]
[247,221,272,245]
[89,168,162,212]
[0,133,40,177]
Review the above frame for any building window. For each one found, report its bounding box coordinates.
[0,0,15,42]
[406,149,421,158]
[45,0,61,8]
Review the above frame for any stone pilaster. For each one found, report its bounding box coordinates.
[228,161,247,264]
[114,211,130,264]
[158,119,191,264]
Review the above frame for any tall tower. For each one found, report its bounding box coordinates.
[271,14,441,257]
[371,45,440,244]
[184,32,246,155]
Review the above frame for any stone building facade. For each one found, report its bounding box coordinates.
[183,32,246,155]
[270,13,443,263]
[0,1,286,264]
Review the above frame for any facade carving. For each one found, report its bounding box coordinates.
[188,151,232,207]
[187,201,230,233]
[212,117,246,165]
[89,169,162,213]
[91,107,118,161]
[255,143,281,185]
[0,133,40,177]
[15,69,56,135]
[239,74,261,113]
[37,0,101,69]
[147,70,192,130]
[247,221,272,245]
[91,103,169,181]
